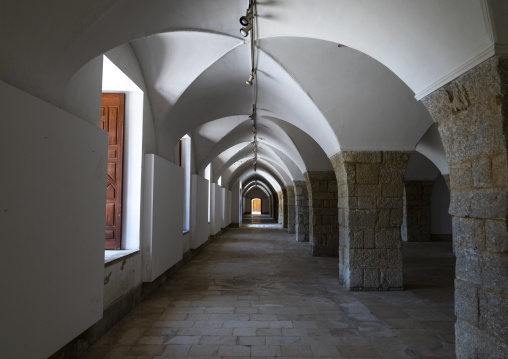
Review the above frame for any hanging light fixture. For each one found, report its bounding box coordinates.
[240,1,254,37]
[246,72,255,86]
[240,7,253,26]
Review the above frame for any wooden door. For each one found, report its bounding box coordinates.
[101,93,125,250]
[253,199,261,213]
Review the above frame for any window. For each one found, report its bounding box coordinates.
[204,164,211,223]
[180,135,191,232]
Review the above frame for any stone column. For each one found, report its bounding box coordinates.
[277,191,284,225]
[404,181,433,242]
[282,188,288,228]
[331,151,410,291]
[305,172,339,256]
[294,181,310,242]
[422,56,508,357]
[272,194,278,221]
[287,186,296,233]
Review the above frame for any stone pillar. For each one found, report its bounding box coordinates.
[276,191,282,224]
[422,56,508,357]
[282,188,288,228]
[305,172,339,256]
[404,181,433,242]
[331,151,410,291]
[294,181,310,242]
[287,186,296,233]
[272,194,278,221]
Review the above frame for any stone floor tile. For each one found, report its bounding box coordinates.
[81,222,456,359]
[292,321,318,329]
[160,344,191,356]
[192,320,224,328]
[154,320,195,328]
[280,344,313,356]
[311,344,340,356]
[250,313,279,321]
[407,340,456,357]
[234,307,259,314]
[216,345,251,356]
[336,345,381,357]
[232,327,257,336]
[420,320,455,333]
[187,344,219,356]
[177,327,232,336]
[80,345,132,359]
[251,344,281,356]
[396,329,438,342]
[204,306,235,314]
[126,344,166,356]
[238,335,266,345]
[116,328,147,345]
[199,335,237,345]
[159,313,188,321]
[256,328,282,336]
[282,328,308,337]
[208,313,250,321]
[165,335,201,345]
[185,313,211,321]
[138,335,165,344]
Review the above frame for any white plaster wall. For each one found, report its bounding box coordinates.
[190,174,209,249]
[142,154,184,282]
[405,152,440,181]
[103,253,142,308]
[415,123,449,175]
[0,81,106,359]
[62,56,104,126]
[244,197,253,213]
[222,189,231,228]
[210,184,223,235]
[105,45,157,155]
[431,175,453,235]
[231,181,241,224]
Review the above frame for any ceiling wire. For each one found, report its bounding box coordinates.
[247,0,258,173]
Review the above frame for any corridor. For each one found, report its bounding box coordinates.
[82,219,455,359]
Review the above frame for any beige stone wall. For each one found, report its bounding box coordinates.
[287,186,296,234]
[331,151,410,290]
[277,191,283,225]
[305,172,339,256]
[282,188,288,228]
[294,181,310,242]
[422,56,508,357]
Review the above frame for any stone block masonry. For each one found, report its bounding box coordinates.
[294,181,310,242]
[421,56,508,357]
[287,186,295,233]
[305,172,339,256]
[282,188,288,228]
[277,190,284,225]
[331,151,411,291]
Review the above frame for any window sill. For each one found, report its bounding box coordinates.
[104,249,139,266]
[183,230,190,235]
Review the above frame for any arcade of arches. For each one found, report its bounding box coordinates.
[1,1,508,358]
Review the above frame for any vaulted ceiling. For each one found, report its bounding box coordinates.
[3,0,507,191]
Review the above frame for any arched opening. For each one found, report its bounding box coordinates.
[252,198,261,214]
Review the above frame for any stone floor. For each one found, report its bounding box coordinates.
[81,215,456,359]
